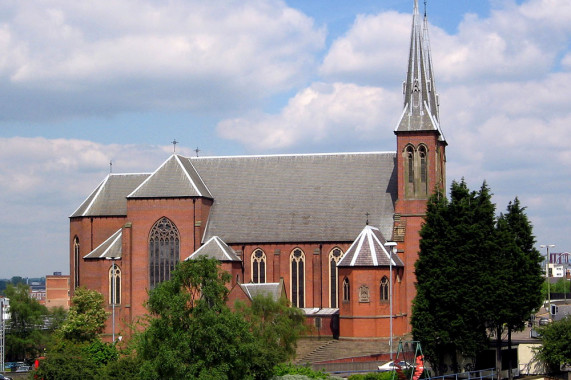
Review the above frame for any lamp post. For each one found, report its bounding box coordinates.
[384,241,397,361]
[540,244,555,319]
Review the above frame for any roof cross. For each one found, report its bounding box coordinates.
[194,147,200,157]
[366,212,370,225]
[171,139,178,153]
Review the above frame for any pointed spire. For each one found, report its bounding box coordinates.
[395,0,445,142]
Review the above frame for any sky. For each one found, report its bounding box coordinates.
[0,0,569,278]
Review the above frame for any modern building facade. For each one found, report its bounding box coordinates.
[69,0,446,340]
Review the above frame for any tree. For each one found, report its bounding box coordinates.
[4,283,50,361]
[411,180,499,374]
[536,316,571,373]
[236,294,306,363]
[135,256,281,380]
[59,287,107,342]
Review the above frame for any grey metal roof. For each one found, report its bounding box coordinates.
[188,152,397,244]
[302,308,339,315]
[84,228,122,259]
[239,282,284,302]
[70,174,149,217]
[337,225,404,267]
[128,154,213,199]
[395,0,445,143]
[185,236,241,262]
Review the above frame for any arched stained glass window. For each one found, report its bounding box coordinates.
[380,276,389,302]
[290,249,305,308]
[329,248,343,308]
[252,249,266,284]
[74,237,80,288]
[342,277,350,302]
[109,264,121,305]
[149,217,180,289]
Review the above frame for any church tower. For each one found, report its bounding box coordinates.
[393,0,446,324]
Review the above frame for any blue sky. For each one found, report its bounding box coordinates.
[0,0,569,278]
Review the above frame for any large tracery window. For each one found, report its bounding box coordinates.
[109,264,121,305]
[329,248,343,308]
[149,217,180,289]
[290,249,305,308]
[251,249,266,284]
[380,276,389,302]
[74,237,80,288]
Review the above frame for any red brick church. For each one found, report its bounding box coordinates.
[69,0,446,340]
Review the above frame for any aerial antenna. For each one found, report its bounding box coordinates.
[171,139,178,153]
[194,147,200,157]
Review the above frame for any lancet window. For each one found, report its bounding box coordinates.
[252,249,266,284]
[109,264,121,305]
[380,276,389,302]
[329,248,343,308]
[290,249,305,308]
[74,236,80,288]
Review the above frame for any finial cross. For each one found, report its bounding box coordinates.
[194,147,200,157]
[171,139,178,153]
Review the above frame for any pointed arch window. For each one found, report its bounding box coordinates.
[419,145,427,184]
[74,237,80,288]
[329,248,343,308]
[290,249,305,308]
[149,217,180,289]
[251,249,266,284]
[406,146,414,184]
[109,264,121,305]
[342,277,350,302]
[380,276,389,302]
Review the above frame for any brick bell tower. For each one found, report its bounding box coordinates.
[393,0,447,326]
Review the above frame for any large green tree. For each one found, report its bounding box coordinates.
[536,316,571,373]
[59,286,107,342]
[412,180,499,374]
[4,283,50,361]
[135,256,288,380]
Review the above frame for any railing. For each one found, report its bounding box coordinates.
[430,368,496,380]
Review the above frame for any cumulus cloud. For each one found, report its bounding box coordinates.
[0,0,325,120]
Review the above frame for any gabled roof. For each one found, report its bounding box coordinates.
[128,154,212,199]
[83,228,122,259]
[395,0,445,142]
[188,152,397,244]
[185,236,241,262]
[70,173,149,217]
[337,225,404,267]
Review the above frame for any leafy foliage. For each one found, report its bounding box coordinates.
[536,316,571,373]
[59,287,107,342]
[347,372,397,380]
[272,363,330,379]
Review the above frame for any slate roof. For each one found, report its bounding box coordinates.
[238,282,285,302]
[188,152,397,244]
[70,174,149,217]
[128,154,212,199]
[185,236,241,262]
[337,225,404,267]
[84,228,122,259]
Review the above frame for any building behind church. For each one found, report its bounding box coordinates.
[69,0,446,341]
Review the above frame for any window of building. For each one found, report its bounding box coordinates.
[290,249,305,308]
[252,249,266,284]
[419,145,427,184]
[74,236,80,288]
[342,277,350,302]
[149,217,180,289]
[329,248,343,308]
[380,276,389,302]
[406,146,415,183]
[109,264,121,305]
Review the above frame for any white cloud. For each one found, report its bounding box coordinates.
[217,82,400,151]
[0,0,325,120]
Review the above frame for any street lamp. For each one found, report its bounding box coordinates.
[540,244,555,319]
[384,241,397,361]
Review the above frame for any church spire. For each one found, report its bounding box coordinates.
[395,0,445,142]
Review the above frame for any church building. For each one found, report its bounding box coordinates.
[69,0,446,340]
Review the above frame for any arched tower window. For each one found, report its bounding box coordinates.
[380,276,389,302]
[251,249,266,284]
[419,145,428,184]
[149,217,180,289]
[342,277,350,302]
[406,145,415,184]
[290,249,305,308]
[109,264,121,305]
[73,237,80,288]
[329,248,343,308]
